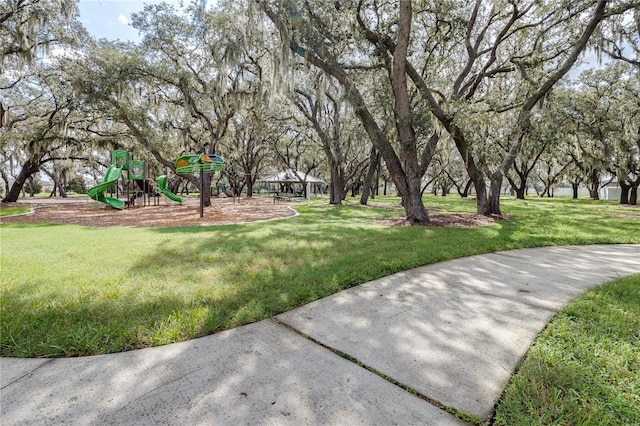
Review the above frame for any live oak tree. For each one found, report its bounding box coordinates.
[293,84,346,204]
[255,0,637,218]
[69,43,186,180]
[507,94,573,199]
[425,138,473,197]
[128,1,282,204]
[1,0,95,201]
[255,0,438,222]
[268,117,322,191]
[70,4,245,204]
[567,63,639,203]
[1,55,93,202]
[292,73,373,205]
[132,3,235,205]
[604,64,640,205]
[222,105,275,197]
[544,85,609,199]
[369,0,637,215]
[0,0,82,66]
[593,6,639,66]
[212,1,299,197]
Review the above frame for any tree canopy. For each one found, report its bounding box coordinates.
[1,0,639,209]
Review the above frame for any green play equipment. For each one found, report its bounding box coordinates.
[111,150,129,169]
[88,150,223,211]
[87,165,126,209]
[155,175,183,203]
[174,154,225,174]
[128,160,145,180]
[88,150,162,209]
[175,153,225,217]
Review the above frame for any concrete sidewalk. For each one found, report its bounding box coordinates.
[2,244,638,425]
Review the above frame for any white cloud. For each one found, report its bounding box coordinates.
[117,14,129,25]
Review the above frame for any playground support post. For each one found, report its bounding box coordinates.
[200,167,204,218]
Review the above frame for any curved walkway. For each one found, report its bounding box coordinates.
[2,244,639,425]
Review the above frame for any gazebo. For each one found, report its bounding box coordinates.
[257,169,324,203]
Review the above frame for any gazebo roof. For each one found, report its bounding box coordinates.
[257,169,324,184]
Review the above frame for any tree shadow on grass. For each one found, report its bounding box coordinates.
[2,199,638,358]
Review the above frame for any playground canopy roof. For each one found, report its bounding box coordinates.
[257,169,324,184]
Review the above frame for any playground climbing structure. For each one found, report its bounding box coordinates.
[175,154,225,218]
[88,150,183,209]
[88,151,223,212]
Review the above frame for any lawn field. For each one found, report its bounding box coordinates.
[0,206,30,217]
[494,273,640,425]
[1,195,638,358]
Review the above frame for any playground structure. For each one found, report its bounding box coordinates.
[155,175,183,203]
[175,153,225,218]
[86,164,126,209]
[88,150,183,209]
[88,151,226,216]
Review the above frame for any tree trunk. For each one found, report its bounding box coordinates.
[246,176,254,198]
[374,160,381,197]
[242,160,256,198]
[236,182,245,197]
[3,159,40,202]
[619,181,630,204]
[462,180,472,197]
[630,185,638,205]
[509,176,526,200]
[404,179,428,222]
[44,169,67,198]
[260,0,430,222]
[458,179,473,197]
[587,170,600,200]
[0,168,10,197]
[181,180,190,195]
[328,162,345,204]
[572,182,579,199]
[507,166,529,200]
[360,146,380,205]
[26,176,35,197]
[390,1,428,223]
[488,173,504,216]
[540,179,550,197]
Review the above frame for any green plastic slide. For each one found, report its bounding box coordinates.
[87,165,125,209]
[155,175,183,203]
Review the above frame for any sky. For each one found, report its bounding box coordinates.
[77,0,185,43]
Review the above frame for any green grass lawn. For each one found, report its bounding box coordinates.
[493,274,640,425]
[0,206,31,217]
[1,195,638,359]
